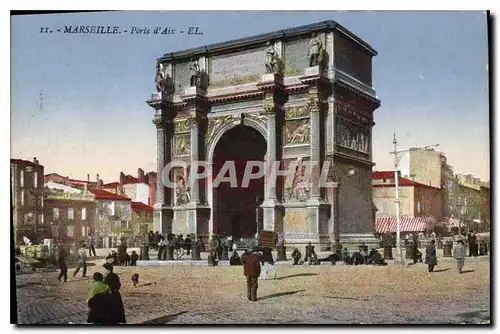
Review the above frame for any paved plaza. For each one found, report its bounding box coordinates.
[15,258,490,325]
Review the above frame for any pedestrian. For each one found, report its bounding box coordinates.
[453,239,466,273]
[103,263,127,324]
[87,272,112,324]
[130,251,139,266]
[184,235,192,256]
[425,239,437,273]
[56,243,68,282]
[87,234,96,257]
[260,247,277,280]
[242,247,262,302]
[73,243,88,278]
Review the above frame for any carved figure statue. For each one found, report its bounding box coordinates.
[155,63,175,98]
[289,158,310,201]
[309,33,324,67]
[189,60,201,87]
[265,43,283,74]
[176,172,191,205]
[155,63,164,93]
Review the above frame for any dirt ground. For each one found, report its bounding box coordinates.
[17,259,489,324]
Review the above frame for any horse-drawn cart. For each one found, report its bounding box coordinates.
[16,244,57,273]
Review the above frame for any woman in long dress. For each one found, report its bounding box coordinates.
[87,272,112,324]
[103,263,127,324]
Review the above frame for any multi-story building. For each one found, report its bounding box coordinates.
[88,188,132,248]
[447,173,488,232]
[44,173,102,190]
[131,201,154,238]
[373,171,442,233]
[480,182,491,232]
[11,158,45,244]
[102,168,157,206]
[44,182,97,244]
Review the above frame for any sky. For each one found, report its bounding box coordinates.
[10,11,490,183]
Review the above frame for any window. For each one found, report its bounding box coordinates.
[53,207,59,219]
[38,213,44,224]
[110,201,116,216]
[81,226,88,237]
[68,207,74,220]
[33,172,38,188]
[67,226,75,237]
[20,170,24,187]
[81,208,87,220]
[41,196,44,208]
[417,202,421,213]
[20,190,24,206]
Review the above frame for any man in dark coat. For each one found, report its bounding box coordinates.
[103,263,126,324]
[291,248,301,265]
[242,248,262,301]
[184,235,192,255]
[56,244,68,282]
[425,239,437,272]
[229,251,242,266]
[304,242,316,262]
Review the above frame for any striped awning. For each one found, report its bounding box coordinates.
[375,217,429,233]
[447,217,465,228]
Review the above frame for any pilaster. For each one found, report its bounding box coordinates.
[180,84,211,237]
[299,66,331,247]
[256,72,288,232]
[147,96,176,235]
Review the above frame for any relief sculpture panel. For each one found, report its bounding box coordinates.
[206,115,234,141]
[174,119,190,134]
[173,133,191,156]
[284,105,309,119]
[335,117,370,154]
[284,118,310,145]
[285,157,310,202]
[174,167,190,206]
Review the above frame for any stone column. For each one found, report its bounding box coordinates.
[181,83,211,238]
[257,73,288,232]
[299,66,330,249]
[149,107,175,235]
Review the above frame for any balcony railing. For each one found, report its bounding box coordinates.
[46,192,95,201]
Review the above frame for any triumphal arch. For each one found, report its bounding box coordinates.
[147,21,380,248]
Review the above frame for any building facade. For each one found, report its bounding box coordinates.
[373,171,443,221]
[44,183,97,244]
[147,21,380,248]
[11,158,45,244]
[131,201,154,238]
[102,169,157,206]
[88,189,132,248]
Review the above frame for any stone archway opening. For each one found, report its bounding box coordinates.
[212,124,266,239]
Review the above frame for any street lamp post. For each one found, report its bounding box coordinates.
[390,134,439,265]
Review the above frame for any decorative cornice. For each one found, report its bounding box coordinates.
[334,101,371,125]
[146,98,175,111]
[334,79,380,110]
[209,91,264,105]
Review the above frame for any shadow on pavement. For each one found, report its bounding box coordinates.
[460,270,475,274]
[140,311,188,324]
[323,295,370,302]
[16,282,45,289]
[258,290,305,301]
[432,268,450,273]
[276,273,319,280]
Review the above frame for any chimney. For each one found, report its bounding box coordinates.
[84,182,88,193]
[33,157,39,165]
[138,168,145,182]
[87,174,90,182]
[119,172,125,184]
[98,179,104,188]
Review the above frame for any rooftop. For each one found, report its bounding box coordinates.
[88,189,131,201]
[158,20,377,63]
[372,171,441,190]
[131,201,153,212]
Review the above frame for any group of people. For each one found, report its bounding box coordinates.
[86,263,127,324]
[56,242,89,282]
[106,249,139,267]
